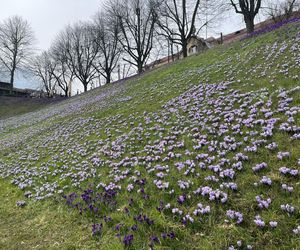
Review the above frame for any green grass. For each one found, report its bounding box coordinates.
[0,22,300,250]
[0,181,104,250]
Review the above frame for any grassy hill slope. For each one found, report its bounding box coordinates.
[0,22,299,250]
[0,96,66,119]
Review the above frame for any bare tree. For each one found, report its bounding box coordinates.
[0,16,35,86]
[50,45,74,97]
[30,51,57,97]
[92,11,122,84]
[265,0,299,22]
[156,0,223,58]
[156,0,199,58]
[107,0,159,74]
[229,0,262,33]
[56,23,99,92]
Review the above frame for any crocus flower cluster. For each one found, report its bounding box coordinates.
[281,184,294,192]
[277,152,290,160]
[226,210,243,224]
[279,167,298,176]
[260,176,272,186]
[293,226,300,234]
[92,223,103,236]
[242,16,300,40]
[16,200,26,207]
[254,215,265,228]
[123,234,134,246]
[193,203,211,216]
[252,162,267,172]
[280,204,295,214]
[256,196,272,209]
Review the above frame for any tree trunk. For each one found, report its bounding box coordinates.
[83,84,88,92]
[10,52,17,87]
[137,61,143,74]
[182,40,188,58]
[10,68,15,86]
[171,42,174,62]
[106,71,111,84]
[245,16,255,33]
[65,87,69,97]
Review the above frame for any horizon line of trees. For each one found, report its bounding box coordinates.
[0,0,299,97]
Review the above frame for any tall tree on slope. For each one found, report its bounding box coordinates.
[107,0,159,74]
[92,11,122,84]
[157,0,222,58]
[0,16,35,86]
[55,23,99,92]
[229,0,262,33]
[157,0,201,58]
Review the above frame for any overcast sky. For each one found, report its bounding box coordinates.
[0,0,102,51]
[0,0,265,90]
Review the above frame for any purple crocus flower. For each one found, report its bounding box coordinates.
[92,223,103,236]
[254,215,265,228]
[269,221,278,228]
[293,226,300,234]
[177,195,186,204]
[123,234,134,246]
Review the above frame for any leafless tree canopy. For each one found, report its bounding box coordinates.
[30,51,57,97]
[50,46,75,97]
[92,11,122,84]
[0,16,35,86]
[55,23,99,92]
[265,0,299,22]
[157,0,199,58]
[107,0,159,73]
[156,0,223,58]
[229,0,262,33]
